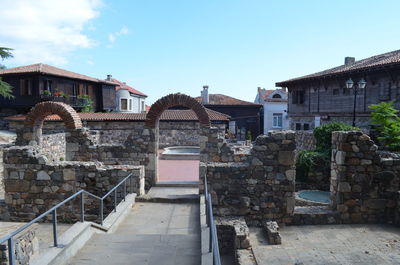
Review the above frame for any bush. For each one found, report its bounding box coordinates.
[296,150,329,182]
[314,122,359,153]
[78,94,94,112]
[296,122,359,183]
[246,131,252,141]
[369,101,400,151]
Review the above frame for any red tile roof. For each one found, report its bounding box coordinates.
[258,88,287,103]
[110,78,147,97]
[196,94,260,106]
[0,63,117,85]
[276,49,400,86]
[5,109,230,122]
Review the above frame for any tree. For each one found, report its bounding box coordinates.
[369,101,400,151]
[0,47,14,99]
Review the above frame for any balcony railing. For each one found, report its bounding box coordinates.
[39,95,88,108]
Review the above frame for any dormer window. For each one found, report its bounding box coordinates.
[272,94,282,99]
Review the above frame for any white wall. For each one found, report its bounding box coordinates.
[116,89,146,113]
[263,102,289,133]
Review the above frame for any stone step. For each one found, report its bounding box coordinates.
[136,186,199,203]
[291,206,341,225]
[155,181,199,187]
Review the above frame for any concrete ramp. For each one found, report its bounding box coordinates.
[69,188,201,265]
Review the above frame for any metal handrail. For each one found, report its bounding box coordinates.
[204,175,221,265]
[0,173,135,265]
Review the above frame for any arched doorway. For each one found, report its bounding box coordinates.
[23,101,82,145]
[145,93,210,185]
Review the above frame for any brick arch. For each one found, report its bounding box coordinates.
[24,101,83,129]
[145,93,210,128]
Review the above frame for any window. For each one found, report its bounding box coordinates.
[129,99,132,111]
[20,79,32,96]
[72,84,78,96]
[273,113,283,128]
[272,94,282,99]
[120,98,128,111]
[292,91,304,104]
[295,123,302,130]
[141,101,145,111]
[303,123,310,130]
[44,80,52,92]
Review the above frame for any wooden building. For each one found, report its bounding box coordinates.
[0,63,118,114]
[197,86,262,139]
[276,50,400,130]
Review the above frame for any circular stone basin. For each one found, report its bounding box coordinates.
[160,146,200,160]
[295,190,331,206]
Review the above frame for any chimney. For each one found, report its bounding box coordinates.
[106,74,112,81]
[202,85,209,104]
[344,57,355,66]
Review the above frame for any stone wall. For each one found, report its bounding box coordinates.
[331,131,400,224]
[203,131,296,226]
[10,120,225,148]
[295,131,315,152]
[40,132,66,162]
[0,224,38,265]
[2,145,145,222]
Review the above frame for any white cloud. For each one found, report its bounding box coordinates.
[0,0,102,65]
[87,60,95,65]
[107,26,129,48]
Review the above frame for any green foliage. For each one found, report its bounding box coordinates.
[0,47,14,99]
[369,101,400,151]
[314,122,359,153]
[78,94,94,112]
[0,77,14,99]
[296,122,358,183]
[59,157,65,161]
[296,150,329,182]
[0,47,13,60]
[246,130,252,141]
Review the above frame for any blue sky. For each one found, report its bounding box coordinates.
[1,0,400,104]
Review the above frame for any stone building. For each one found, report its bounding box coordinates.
[276,49,400,130]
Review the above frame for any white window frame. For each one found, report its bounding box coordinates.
[272,113,283,128]
[129,99,133,111]
[120,98,128,111]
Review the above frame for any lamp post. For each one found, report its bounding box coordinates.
[346,78,367,127]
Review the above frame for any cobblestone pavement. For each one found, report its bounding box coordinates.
[69,202,201,265]
[249,224,400,265]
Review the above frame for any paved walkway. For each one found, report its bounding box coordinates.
[250,224,400,265]
[158,150,199,182]
[69,198,201,264]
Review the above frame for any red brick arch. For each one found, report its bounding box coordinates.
[145,93,210,128]
[24,101,83,129]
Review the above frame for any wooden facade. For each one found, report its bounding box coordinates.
[277,57,400,130]
[0,73,117,113]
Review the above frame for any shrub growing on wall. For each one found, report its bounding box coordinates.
[296,122,359,183]
[314,122,359,154]
[369,101,400,151]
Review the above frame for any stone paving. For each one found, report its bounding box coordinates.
[249,224,400,265]
[69,201,201,265]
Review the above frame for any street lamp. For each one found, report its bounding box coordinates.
[346,78,367,127]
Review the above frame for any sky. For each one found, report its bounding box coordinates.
[1,0,400,104]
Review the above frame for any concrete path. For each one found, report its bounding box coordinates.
[69,201,201,265]
[250,224,400,265]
